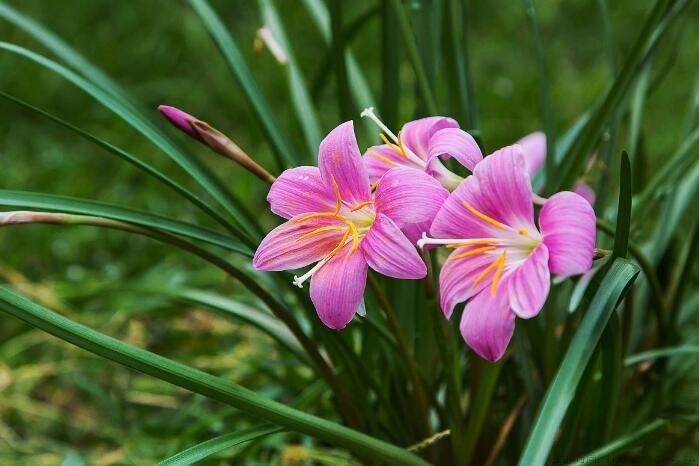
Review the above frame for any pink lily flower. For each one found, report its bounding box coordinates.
[253,121,448,329]
[418,144,596,361]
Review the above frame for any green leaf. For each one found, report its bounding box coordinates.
[612,152,632,260]
[0,190,252,256]
[564,419,666,466]
[0,41,259,243]
[187,0,300,168]
[444,0,476,128]
[625,345,699,367]
[157,425,282,466]
[517,258,639,466]
[0,287,430,466]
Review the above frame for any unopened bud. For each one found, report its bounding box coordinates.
[157,105,203,141]
[593,248,609,260]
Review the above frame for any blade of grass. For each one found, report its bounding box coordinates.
[517,258,640,466]
[0,190,251,256]
[443,0,476,128]
[187,0,300,169]
[0,41,260,242]
[157,425,282,466]
[327,0,353,120]
[612,152,632,260]
[0,287,430,466]
[380,0,400,129]
[258,0,323,158]
[625,345,699,366]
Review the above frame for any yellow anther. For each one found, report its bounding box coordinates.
[472,250,507,289]
[380,133,408,159]
[368,149,397,167]
[462,201,508,230]
[350,200,374,212]
[327,229,351,257]
[491,251,507,296]
[297,225,344,242]
[445,239,499,249]
[396,131,410,159]
[370,179,381,191]
[330,175,342,213]
[448,246,496,261]
[297,212,340,222]
[518,228,528,235]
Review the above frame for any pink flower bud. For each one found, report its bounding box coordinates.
[157,105,203,141]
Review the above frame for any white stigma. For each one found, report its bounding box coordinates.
[360,107,399,143]
[292,257,330,288]
[416,232,430,249]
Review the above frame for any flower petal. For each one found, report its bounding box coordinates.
[310,245,368,329]
[253,216,345,271]
[508,243,551,318]
[460,285,515,362]
[361,214,426,279]
[574,180,596,206]
[267,166,336,219]
[539,191,596,278]
[439,246,499,319]
[428,128,483,171]
[402,221,432,245]
[401,116,459,159]
[318,121,371,205]
[363,144,424,183]
[374,167,449,227]
[517,132,546,176]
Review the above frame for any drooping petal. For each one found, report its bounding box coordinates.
[573,180,596,206]
[428,128,483,171]
[361,214,426,279]
[318,121,371,205]
[253,216,345,271]
[363,144,424,182]
[508,243,551,318]
[310,245,368,329]
[460,284,515,362]
[267,166,336,219]
[539,191,596,278]
[439,246,499,319]
[400,116,459,159]
[374,167,449,227]
[517,132,546,176]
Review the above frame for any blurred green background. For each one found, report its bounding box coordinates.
[0,0,697,464]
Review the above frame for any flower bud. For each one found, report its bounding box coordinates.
[157,105,203,141]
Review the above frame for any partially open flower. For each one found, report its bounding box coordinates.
[253,121,448,329]
[419,145,596,361]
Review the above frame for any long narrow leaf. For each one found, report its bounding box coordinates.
[0,287,430,466]
[612,152,632,260]
[625,345,699,366]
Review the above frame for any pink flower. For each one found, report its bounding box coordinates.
[158,105,203,141]
[253,121,448,329]
[418,145,596,361]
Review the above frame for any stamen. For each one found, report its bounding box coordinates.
[490,251,507,296]
[293,256,330,288]
[330,175,342,213]
[396,132,410,159]
[296,225,344,242]
[370,179,381,191]
[350,200,374,212]
[361,107,399,143]
[368,149,397,166]
[462,201,508,230]
[417,232,499,249]
[297,212,341,222]
[518,229,528,235]
[345,220,359,252]
[472,250,507,289]
[447,246,496,261]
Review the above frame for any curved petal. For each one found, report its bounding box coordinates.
[460,285,515,362]
[428,128,483,171]
[508,243,551,318]
[318,121,371,204]
[539,191,596,278]
[430,175,492,239]
[361,214,426,279]
[374,167,449,227]
[402,221,432,245]
[439,246,498,319]
[267,166,336,219]
[310,245,368,329]
[400,116,459,159]
[363,144,424,183]
[517,131,546,176]
[574,180,596,206]
[253,216,345,271]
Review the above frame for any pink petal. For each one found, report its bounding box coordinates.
[402,221,432,245]
[318,121,371,205]
[539,191,596,278]
[374,167,449,227]
[460,285,515,362]
[361,214,426,279]
[267,166,336,219]
[253,216,344,271]
[310,245,368,329]
[400,116,459,159]
[363,144,424,183]
[439,246,498,319]
[573,180,596,206]
[516,132,546,176]
[427,128,483,171]
[508,243,551,318]
[158,105,202,141]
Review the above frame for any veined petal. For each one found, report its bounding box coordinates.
[318,121,371,204]
[402,221,432,245]
[460,285,515,362]
[361,214,426,279]
[428,128,483,171]
[517,131,546,176]
[253,216,345,271]
[374,167,449,227]
[363,144,423,183]
[539,191,596,278]
[310,245,368,329]
[439,246,497,319]
[267,166,336,219]
[401,116,459,159]
[508,243,551,318]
